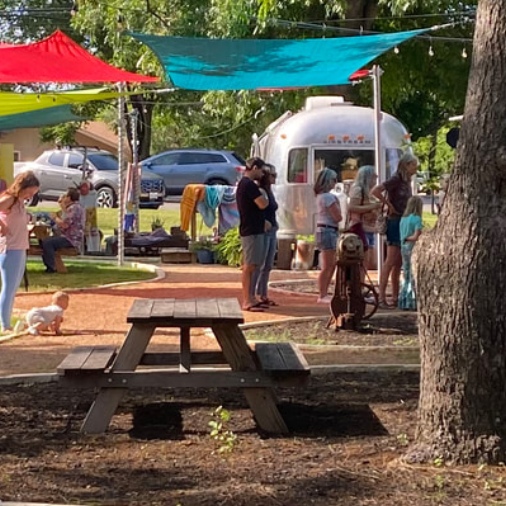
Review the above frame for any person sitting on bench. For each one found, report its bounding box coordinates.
[41,188,84,274]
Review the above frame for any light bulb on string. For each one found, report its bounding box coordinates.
[70,2,78,16]
[462,47,468,58]
[394,46,400,54]
[428,45,434,57]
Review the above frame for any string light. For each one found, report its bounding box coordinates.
[70,2,78,16]
[394,46,400,54]
[462,47,468,58]
[428,45,434,56]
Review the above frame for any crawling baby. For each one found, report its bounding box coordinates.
[25,291,69,336]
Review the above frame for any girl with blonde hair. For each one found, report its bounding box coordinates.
[398,195,424,310]
[371,152,419,307]
[0,171,40,332]
[314,168,342,304]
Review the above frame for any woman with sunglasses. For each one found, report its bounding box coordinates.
[252,164,279,306]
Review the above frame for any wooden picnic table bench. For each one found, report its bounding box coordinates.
[57,297,310,434]
[27,223,79,273]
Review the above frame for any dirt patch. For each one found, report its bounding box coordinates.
[244,313,418,347]
[0,372,504,506]
[244,315,419,365]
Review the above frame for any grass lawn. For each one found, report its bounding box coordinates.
[21,260,156,292]
[423,211,438,229]
[28,207,213,238]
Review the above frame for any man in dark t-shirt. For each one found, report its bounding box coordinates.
[236,157,268,311]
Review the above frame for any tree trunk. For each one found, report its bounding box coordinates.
[409,0,506,464]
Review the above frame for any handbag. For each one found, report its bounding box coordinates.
[375,204,388,235]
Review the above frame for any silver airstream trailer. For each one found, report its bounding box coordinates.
[252,96,411,237]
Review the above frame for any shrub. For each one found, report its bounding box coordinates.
[214,227,242,267]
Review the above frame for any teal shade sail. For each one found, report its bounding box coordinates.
[0,105,87,130]
[129,29,427,91]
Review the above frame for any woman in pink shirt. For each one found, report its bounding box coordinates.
[0,171,40,333]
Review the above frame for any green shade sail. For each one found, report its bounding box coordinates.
[0,88,121,117]
[129,29,427,91]
[0,105,87,130]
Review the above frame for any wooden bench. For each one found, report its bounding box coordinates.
[57,346,117,375]
[28,245,79,273]
[255,342,310,386]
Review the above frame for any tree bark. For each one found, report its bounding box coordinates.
[409,0,506,464]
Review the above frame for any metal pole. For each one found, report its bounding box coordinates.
[117,83,126,266]
[130,109,140,233]
[372,65,384,280]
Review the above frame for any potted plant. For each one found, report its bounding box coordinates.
[190,238,216,264]
[151,217,165,232]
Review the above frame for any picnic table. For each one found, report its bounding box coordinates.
[57,297,310,434]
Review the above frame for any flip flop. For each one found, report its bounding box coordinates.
[260,298,278,307]
[242,305,265,312]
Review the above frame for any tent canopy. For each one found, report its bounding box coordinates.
[0,30,158,83]
[0,88,124,117]
[129,29,427,91]
[0,105,87,130]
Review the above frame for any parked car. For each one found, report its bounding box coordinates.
[15,147,165,209]
[141,148,246,195]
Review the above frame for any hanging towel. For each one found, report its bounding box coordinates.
[218,186,240,234]
[197,184,226,228]
[180,184,206,231]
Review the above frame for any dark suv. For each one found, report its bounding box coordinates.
[141,149,246,195]
[16,147,165,208]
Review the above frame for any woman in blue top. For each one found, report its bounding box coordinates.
[399,196,423,310]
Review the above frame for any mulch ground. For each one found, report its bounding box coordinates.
[1,371,505,506]
[2,264,504,505]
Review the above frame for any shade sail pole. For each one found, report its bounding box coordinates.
[130,109,140,233]
[372,65,385,279]
[117,82,126,266]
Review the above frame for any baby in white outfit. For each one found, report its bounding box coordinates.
[25,291,69,336]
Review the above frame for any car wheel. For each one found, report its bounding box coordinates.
[207,178,229,186]
[25,192,40,207]
[96,186,117,208]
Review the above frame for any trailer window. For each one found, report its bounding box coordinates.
[313,149,375,182]
[288,148,308,183]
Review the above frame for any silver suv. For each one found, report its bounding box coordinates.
[141,149,246,195]
[16,147,165,209]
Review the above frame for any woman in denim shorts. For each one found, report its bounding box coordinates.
[314,168,342,304]
[371,153,419,308]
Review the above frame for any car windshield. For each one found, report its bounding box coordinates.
[88,153,118,171]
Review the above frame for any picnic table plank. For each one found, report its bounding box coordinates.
[57,346,93,374]
[217,298,244,321]
[276,342,310,372]
[196,298,220,319]
[255,342,310,375]
[127,299,155,322]
[151,299,175,319]
[81,346,117,371]
[174,298,197,320]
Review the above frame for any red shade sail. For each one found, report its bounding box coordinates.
[0,30,158,83]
